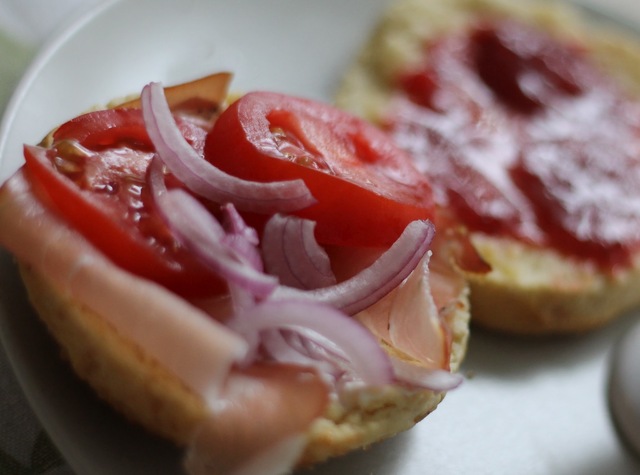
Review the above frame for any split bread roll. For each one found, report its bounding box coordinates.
[0,72,473,473]
[336,0,640,334]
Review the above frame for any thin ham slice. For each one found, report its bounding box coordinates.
[0,170,247,403]
[185,363,328,475]
[356,254,449,370]
[261,214,336,290]
[0,170,331,473]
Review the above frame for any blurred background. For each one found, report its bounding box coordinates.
[0,0,105,110]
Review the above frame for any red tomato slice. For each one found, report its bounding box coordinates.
[204,92,435,247]
[24,108,225,298]
[53,108,151,149]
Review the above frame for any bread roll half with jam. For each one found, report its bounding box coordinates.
[336,0,640,334]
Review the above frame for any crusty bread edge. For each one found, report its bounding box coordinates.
[466,235,640,335]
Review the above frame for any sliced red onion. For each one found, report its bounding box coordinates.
[391,357,463,392]
[228,300,394,386]
[154,188,277,298]
[222,203,259,245]
[221,203,263,273]
[271,219,435,315]
[141,82,316,214]
[149,156,267,307]
[261,214,336,290]
[282,328,348,364]
[147,154,168,196]
[146,122,451,391]
[260,329,349,381]
[220,204,266,311]
[260,330,316,367]
[149,155,452,390]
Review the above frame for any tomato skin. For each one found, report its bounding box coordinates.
[23,88,434,295]
[53,108,208,154]
[204,92,435,247]
[52,108,151,151]
[25,110,226,298]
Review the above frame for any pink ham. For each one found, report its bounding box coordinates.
[0,170,249,402]
[356,254,449,370]
[185,363,328,475]
[0,170,332,473]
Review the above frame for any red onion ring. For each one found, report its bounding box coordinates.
[154,188,278,298]
[151,158,264,317]
[141,82,316,214]
[270,327,379,385]
[221,203,263,271]
[149,153,268,290]
[222,203,260,246]
[228,300,394,386]
[261,214,336,290]
[147,154,168,196]
[143,93,454,391]
[259,330,340,379]
[151,178,454,388]
[272,219,435,315]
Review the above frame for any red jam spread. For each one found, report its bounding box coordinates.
[385,19,640,269]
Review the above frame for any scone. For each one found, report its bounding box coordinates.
[0,72,472,474]
[336,0,640,334]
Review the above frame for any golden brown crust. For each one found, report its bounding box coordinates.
[336,0,640,334]
[18,254,469,466]
[466,236,640,335]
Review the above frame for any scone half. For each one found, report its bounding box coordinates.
[336,0,640,334]
[0,72,471,473]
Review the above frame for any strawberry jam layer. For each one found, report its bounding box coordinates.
[385,19,640,269]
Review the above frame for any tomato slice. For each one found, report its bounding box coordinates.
[204,92,435,247]
[52,108,151,149]
[24,108,226,298]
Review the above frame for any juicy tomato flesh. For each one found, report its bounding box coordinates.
[24,108,226,298]
[386,19,640,269]
[22,75,437,296]
[204,91,436,247]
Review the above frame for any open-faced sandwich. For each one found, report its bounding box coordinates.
[337,0,640,334]
[0,72,482,474]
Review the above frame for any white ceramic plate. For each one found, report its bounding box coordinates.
[1,0,640,474]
